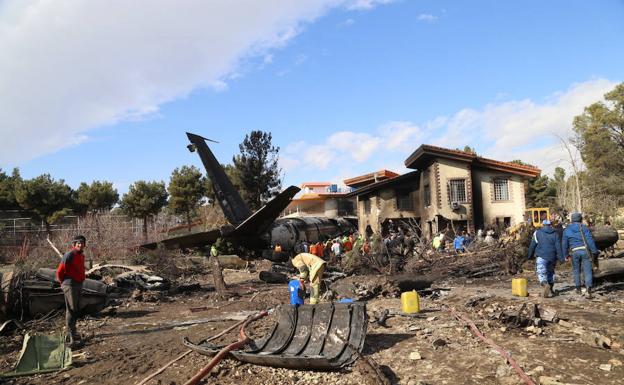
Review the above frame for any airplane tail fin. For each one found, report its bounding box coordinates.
[186,132,251,225]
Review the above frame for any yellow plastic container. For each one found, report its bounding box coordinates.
[401,290,420,313]
[512,278,528,297]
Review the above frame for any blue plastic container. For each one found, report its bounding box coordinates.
[289,279,305,306]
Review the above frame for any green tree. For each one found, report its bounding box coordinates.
[525,174,556,208]
[232,130,282,211]
[573,82,624,201]
[75,180,119,215]
[460,145,477,155]
[168,165,205,229]
[15,174,74,233]
[120,181,168,239]
[0,168,22,210]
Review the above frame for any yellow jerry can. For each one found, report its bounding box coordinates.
[512,278,528,297]
[401,290,420,313]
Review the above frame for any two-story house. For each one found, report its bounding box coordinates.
[347,145,541,237]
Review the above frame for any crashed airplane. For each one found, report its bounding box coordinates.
[141,132,355,260]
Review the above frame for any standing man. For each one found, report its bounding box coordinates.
[453,231,466,254]
[291,252,327,305]
[562,213,599,298]
[56,235,87,347]
[527,220,564,297]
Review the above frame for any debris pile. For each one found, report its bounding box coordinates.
[1,268,108,319]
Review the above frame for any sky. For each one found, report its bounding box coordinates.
[1,0,623,195]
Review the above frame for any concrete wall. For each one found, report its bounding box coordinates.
[355,159,529,238]
[357,184,419,234]
[417,159,473,236]
[473,170,526,228]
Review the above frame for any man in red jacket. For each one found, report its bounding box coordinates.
[56,235,87,347]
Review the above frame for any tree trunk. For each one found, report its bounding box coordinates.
[210,255,228,300]
[186,212,192,232]
[142,216,148,241]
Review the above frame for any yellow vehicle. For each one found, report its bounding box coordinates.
[525,207,550,227]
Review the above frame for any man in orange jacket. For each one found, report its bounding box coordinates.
[56,235,87,347]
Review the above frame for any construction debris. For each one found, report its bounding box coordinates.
[114,271,169,291]
[1,268,108,319]
[185,302,367,370]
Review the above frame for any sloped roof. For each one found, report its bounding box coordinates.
[404,144,540,177]
[345,171,420,197]
[343,169,400,188]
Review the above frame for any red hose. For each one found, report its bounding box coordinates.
[450,308,536,385]
[183,311,268,385]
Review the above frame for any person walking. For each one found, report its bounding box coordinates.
[56,235,87,347]
[562,213,599,298]
[527,220,564,297]
[453,231,466,254]
[291,252,327,305]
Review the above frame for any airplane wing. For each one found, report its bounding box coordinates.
[140,229,221,250]
[230,185,300,237]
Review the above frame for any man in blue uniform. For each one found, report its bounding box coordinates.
[527,220,563,297]
[562,213,599,298]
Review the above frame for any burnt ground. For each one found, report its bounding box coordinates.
[1,263,623,385]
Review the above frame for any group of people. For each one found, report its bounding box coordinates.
[527,212,599,298]
[433,229,495,253]
[284,233,374,262]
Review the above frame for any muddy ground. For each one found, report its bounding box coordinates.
[1,262,623,385]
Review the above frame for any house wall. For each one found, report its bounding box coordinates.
[418,159,473,236]
[356,183,419,234]
[354,159,530,238]
[473,170,526,228]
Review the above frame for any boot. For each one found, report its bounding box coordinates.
[575,287,582,295]
[586,287,593,299]
[549,283,555,296]
[541,283,553,298]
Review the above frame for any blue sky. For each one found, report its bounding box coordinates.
[1,0,623,194]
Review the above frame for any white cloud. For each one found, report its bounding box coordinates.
[417,13,438,22]
[294,53,308,66]
[0,0,393,164]
[342,18,355,27]
[345,0,395,11]
[282,78,616,183]
[429,78,616,175]
[378,121,421,151]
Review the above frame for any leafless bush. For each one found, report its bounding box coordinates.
[1,212,181,268]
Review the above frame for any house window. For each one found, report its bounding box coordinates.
[449,179,466,203]
[424,184,431,207]
[396,190,413,211]
[494,178,509,201]
[364,198,372,214]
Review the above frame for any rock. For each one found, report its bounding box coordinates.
[409,351,422,360]
[608,359,622,367]
[432,338,447,349]
[558,320,574,328]
[527,365,544,375]
[581,332,611,349]
[495,364,510,377]
[426,316,437,321]
[538,377,572,385]
[599,363,612,371]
